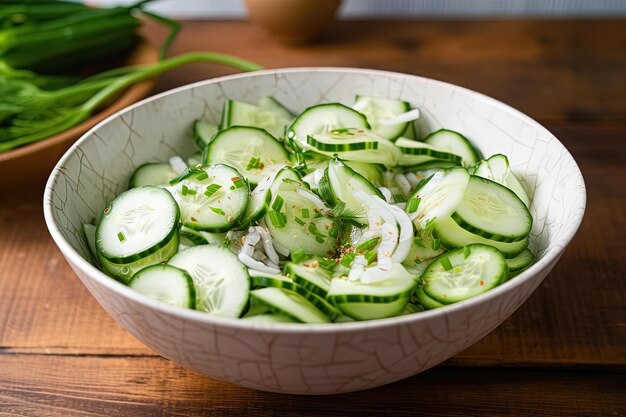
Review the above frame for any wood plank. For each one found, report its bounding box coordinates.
[142,20,626,124]
[0,355,624,416]
[0,124,624,366]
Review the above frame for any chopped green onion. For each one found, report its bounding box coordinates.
[315,236,325,243]
[328,223,339,238]
[182,185,197,196]
[272,195,284,212]
[195,171,209,181]
[301,208,310,218]
[231,177,246,189]
[414,237,426,248]
[340,252,356,268]
[431,238,441,251]
[355,237,381,252]
[440,256,453,271]
[209,206,225,215]
[117,232,125,242]
[246,156,262,170]
[364,250,377,264]
[406,196,421,213]
[268,210,286,228]
[294,217,306,226]
[463,246,471,259]
[204,183,222,197]
[393,194,407,203]
[291,248,306,264]
[318,259,337,273]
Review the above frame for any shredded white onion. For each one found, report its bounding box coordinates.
[238,253,280,274]
[395,173,411,196]
[241,231,260,257]
[405,172,420,189]
[377,187,393,203]
[348,255,367,281]
[168,155,187,174]
[296,188,326,208]
[378,109,420,126]
[252,226,280,265]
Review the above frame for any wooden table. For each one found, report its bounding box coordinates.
[1,20,625,416]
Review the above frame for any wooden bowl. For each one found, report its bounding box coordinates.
[0,40,159,191]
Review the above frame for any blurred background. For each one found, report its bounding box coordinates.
[93,0,626,18]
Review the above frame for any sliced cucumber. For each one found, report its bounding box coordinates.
[421,244,506,304]
[169,244,249,317]
[250,287,331,323]
[423,129,482,167]
[407,167,470,230]
[288,103,370,148]
[243,314,297,323]
[395,137,463,167]
[128,163,177,188]
[220,99,291,139]
[352,95,411,141]
[238,173,273,228]
[505,248,535,274]
[414,286,444,310]
[284,261,331,298]
[401,160,461,171]
[203,126,289,185]
[258,96,295,121]
[452,175,532,242]
[306,128,401,167]
[193,120,218,149]
[320,158,383,224]
[336,297,411,321]
[433,217,528,259]
[96,186,179,264]
[169,164,249,233]
[128,264,196,309]
[344,160,383,185]
[473,154,530,207]
[264,169,336,256]
[251,272,340,320]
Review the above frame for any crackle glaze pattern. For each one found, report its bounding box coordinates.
[44,68,586,395]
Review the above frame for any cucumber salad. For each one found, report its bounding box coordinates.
[84,95,535,323]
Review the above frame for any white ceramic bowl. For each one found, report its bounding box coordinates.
[44,68,586,395]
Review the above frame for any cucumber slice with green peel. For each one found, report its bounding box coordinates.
[264,187,336,256]
[242,301,271,317]
[395,138,463,167]
[96,186,180,264]
[193,120,218,149]
[505,248,535,273]
[320,158,384,225]
[169,164,249,233]
[243,314,297,323]
[402,238,446,268]
[128,264,196,309]
[269,166,311,194]
[250,287,331,323]
[288,103,370,148]
[423,129,482,167]
[344,160,384,185]
[473,154,530,207]
[237,173,273,228]
[203,126,289,185]
[401,302,424,314]
[180,226,227,245]
[82,223,100,267]
[250,272,340,320]
[401,160,461,171]
[352,96,411,141]
[258,96,295,120]
[402,121,418,140]
[414,286,444,310]
[98,232,179,283]
[284,261,332,298]
[169,244,249,317]
[407,167,470,230]
[128,163,177,188]
[421,244,507,304]
[220,99,292,139]
[434,217,529,259]
[451,175,532,242]
[328,266,416,304]
[335,296,411,321]
[305,128,401,167]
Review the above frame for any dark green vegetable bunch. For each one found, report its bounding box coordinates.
[0,1,263,153]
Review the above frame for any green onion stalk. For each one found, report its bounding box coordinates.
[0,52,263,152]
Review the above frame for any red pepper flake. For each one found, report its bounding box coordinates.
[231,177,240,182]
[191,217,197,222]
[103,207,110,213]
[480,280,484,286]
[303,263,310,267]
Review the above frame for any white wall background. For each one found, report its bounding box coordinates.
[91,0,626,18]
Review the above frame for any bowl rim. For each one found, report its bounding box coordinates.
[43,67,587,333]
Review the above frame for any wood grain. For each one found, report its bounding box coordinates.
[1,19,625,415]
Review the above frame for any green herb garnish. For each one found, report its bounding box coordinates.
[209,206,225,215]
[291,248,306,263]
[204,183,222,197]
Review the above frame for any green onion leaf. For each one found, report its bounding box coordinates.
[268,210,286,228]
[355,237,381,252]
[294,217,305,226]
[272,195,284,212]
[406,196,421,214]
[431,238,441,251]
[318,258,337,273]
[291,248,306,264]
[246,156,262,170]
[117,232,125,242]
[231,177,246,189]
[364,250,377,264]
[440,256,453,271]
[340,252,356,268]
[301,208,310,218]
[209,206,225,215]
[204,183,222,197]
[393,194,407,203]
[463,246,471,259]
